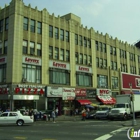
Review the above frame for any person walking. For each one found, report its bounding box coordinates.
[55,107,59,117]
[81,108,86,121]
[51,110,56,123]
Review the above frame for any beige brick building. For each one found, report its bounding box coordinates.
[0,0,140,113]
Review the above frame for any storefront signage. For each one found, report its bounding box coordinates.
[22,56,42,66]
[75,88,86,97]
[13,95,39,100]
[86,89,96,98]
[76,65,92,73]
[0,85,9,94]
[0,56,7,64]
[14,84,45,94]
[49,60,70,70]
[62,88,75,100]
[46,86,63,97]
[96,89,112,96]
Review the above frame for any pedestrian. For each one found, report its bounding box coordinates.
[29,109,33,119]
[51,110,56,123]
[55,107,59,117]
[81,109,86,121]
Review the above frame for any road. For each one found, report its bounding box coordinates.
[0,119,140,140]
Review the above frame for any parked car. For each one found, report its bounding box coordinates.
[0,111,34,126]
[95,106,112,119]
[86,110,97,119]
[39,110,52,120]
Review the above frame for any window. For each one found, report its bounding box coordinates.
[96,57,99,67]
[111,61,113,69]
[103,43,106,53]
[49,25,53,37]
[111,77,118,89]
[60,29,64,41]
[37,22,42,34]
[0,64,6,83]
[88,39,91,48]
[23,17,28,31]
[66,50,70,62]
[113,47,116,55]
[79,35,82,46]
[75,34,78,45]
[55,47,59,59]
[100,58,103,67]
[88,55,92,65]
[22,64,41,83]
[49,46,53,59]
[114,62,117,70]
[55,27,59,39]
[4,40,7,54]
[75,52,78,64]
[37,43,42,56]
[97,75,108,88]
[84,37,87,47]
[0,113,8,117]
[0,41,2,54]
[30,42,35,55]
[96,41,99,51]
[66,31,69,42]
[110,46,113,54]
[5,17,9,31]
[49,69,70,85]
[30,19,35,32]
[9,113,17,116]
[23,40,28,54]
[76,73,92,86]
[0,19,3,32]
[103,59,107,68]
[79,53,83,64]
[84,54,87,65]
[60,49,64,61]
[99,42,102,52]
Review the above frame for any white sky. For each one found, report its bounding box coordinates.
[1,0,140,45]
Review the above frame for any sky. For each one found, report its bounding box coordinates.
[0,0,140,45]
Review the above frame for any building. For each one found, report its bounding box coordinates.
[0,0,140,114]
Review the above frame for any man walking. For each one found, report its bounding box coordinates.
[51,110,56,123]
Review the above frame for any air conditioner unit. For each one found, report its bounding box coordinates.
[22,78,27,83]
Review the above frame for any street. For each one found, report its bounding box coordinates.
[0,118,140,140]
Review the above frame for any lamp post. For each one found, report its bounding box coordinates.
[129,83,137,126]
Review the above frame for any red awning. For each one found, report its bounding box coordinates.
[97,95,116,104]
[77,99,92,105]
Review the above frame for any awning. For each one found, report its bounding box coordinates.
[77,99,92,105]
[97,95,116,104]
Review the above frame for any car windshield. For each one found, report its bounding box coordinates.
[114,104,125,108]
[98,107,109,111]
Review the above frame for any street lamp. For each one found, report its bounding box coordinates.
[129,83,137,126]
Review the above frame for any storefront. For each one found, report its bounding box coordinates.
[96,89,116,105]
[0,84,10,111]
[46,86,75,115]
[11,84,45,110]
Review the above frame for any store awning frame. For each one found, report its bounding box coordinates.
[77,99,92,105]
[97,95,116,105]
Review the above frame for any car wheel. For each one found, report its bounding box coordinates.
[17,120,24,126]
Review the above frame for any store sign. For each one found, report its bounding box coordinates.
[62,88,75,100]
[75,88,86,97]
[86,89,96,98]
[0,57,7,64]
[0,85,9,94]
[14,84,45,94]
[22,56,42,66]
[47,86,63,97]
[96,89,112,96]
[49,60,70,70]
[76,65,92,73]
